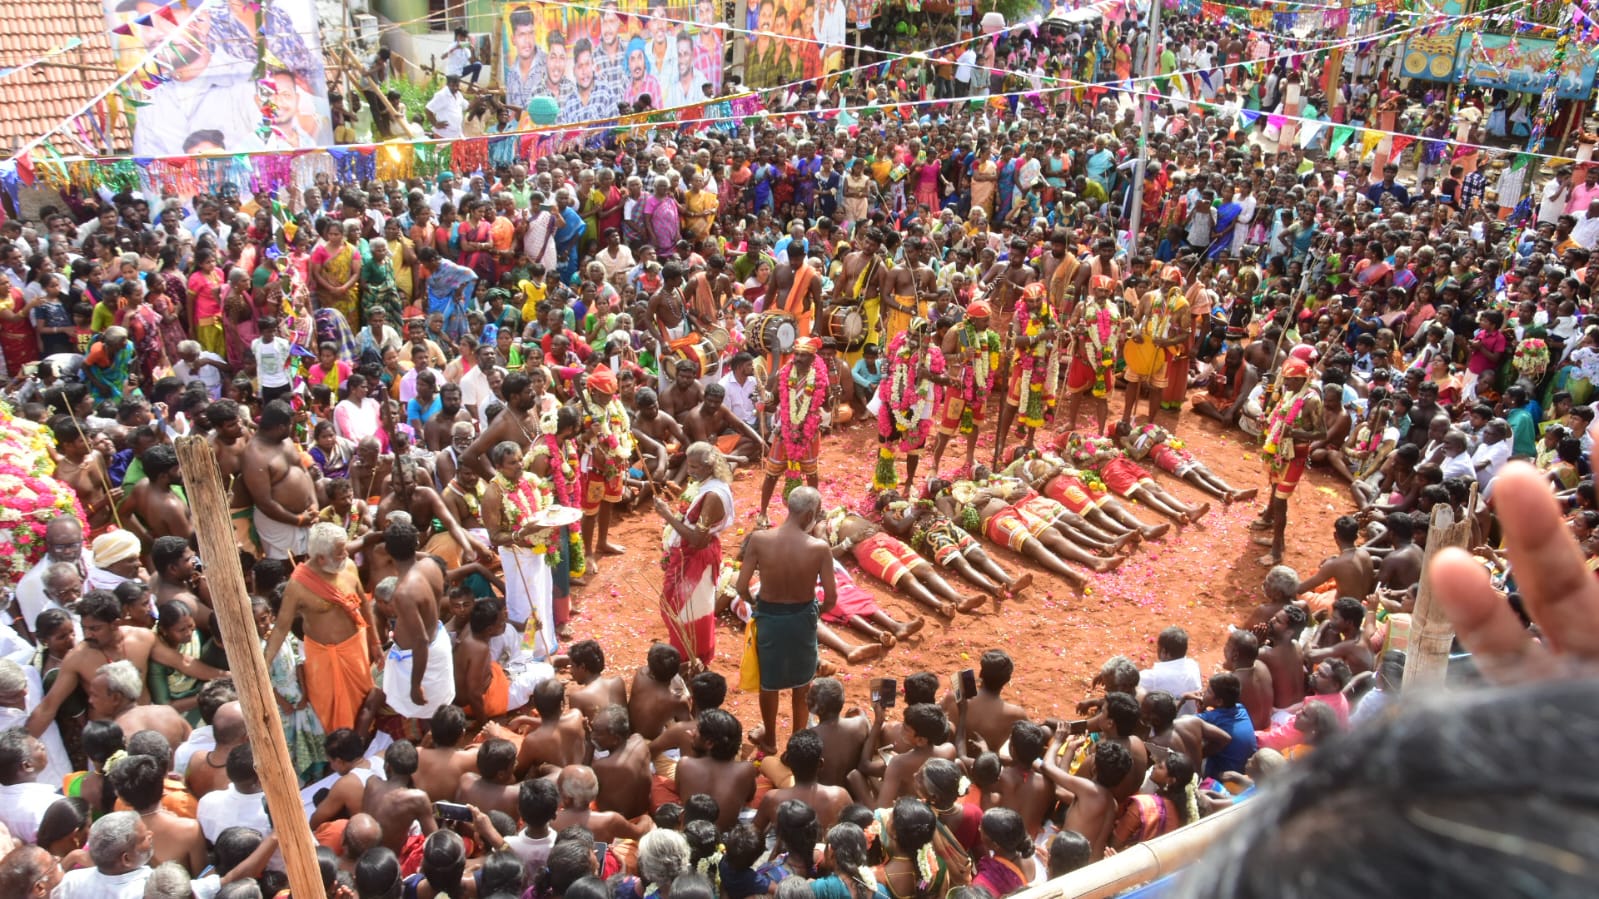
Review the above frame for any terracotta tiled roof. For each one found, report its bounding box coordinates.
[0,0,129,155]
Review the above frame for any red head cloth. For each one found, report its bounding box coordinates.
[793,336,821,356]
[1162,264,1184,284]
[1091,274,1114,291]
[1281,357,1312,380]
[588,365,618,394]
[967,299,993,318]
[1289,343,1318,362]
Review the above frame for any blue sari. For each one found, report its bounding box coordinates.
[1207,201,1242,259]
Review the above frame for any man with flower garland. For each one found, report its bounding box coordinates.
[874,320,948,494]
[992,283,1063,469]
[1057,432,1211,525]
[1121,265,1192,427]
[930,299,1002,476]
[578,366,639,567]
[1251,357,1326,567]
[757,337,829,528]
[1063,275,1125,439]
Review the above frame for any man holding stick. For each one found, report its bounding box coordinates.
[736,486,836,756]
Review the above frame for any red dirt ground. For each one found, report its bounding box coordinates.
[565,397,1347,733]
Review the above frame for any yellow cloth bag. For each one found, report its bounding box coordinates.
[739,619,761,692]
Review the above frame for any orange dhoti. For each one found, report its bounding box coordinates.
[983,507,1033,551]
[303,629,374,734]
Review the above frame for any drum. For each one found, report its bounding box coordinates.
[705,326,731,353]
[817,306,865,348]
[748,312,797,355]
[1122,335,1164,378]
[670,336,721,377]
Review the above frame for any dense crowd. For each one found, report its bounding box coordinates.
[0,8,1587,899]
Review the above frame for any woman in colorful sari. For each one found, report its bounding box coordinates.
[382,217,418,307]
[457,199,496,283]
[63,721,124,820]
[186,248,227,357]
[147,602,207,725]
[654,442,733,670]
[359,237,404,328]
[1351,240,1394,292]
[969,148,998,219]
[876,798,959,899]
[83,326,135,402]
[812,823,889,899]
[120,280,168,384]
[996,150,1018,224]
[222,267,258,372]
[253,594,327,781]
[0,281,40,377]
[310,218,360,329]
[1111,749,1198,850]
[970,808,1044,896]
[1114,37,1133,82]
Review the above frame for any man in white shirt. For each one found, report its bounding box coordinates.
[426,75,468,140]
[506,778,560,876]
[53,812,153,899]
[718,353,761,429]
[0,661,75,788]
[1540,167,1573,225]
[14,514,90,637]
[1437,430,1476,481]
[252,316,294,404]
[1138,626,1205,715]
[172,340,229,399]
[0,729,62,843]
[1472,419,1513,495]
[1573,197,1599,249]
[954,48,977,96]
[196,745,274,844]
[458,344,500,417]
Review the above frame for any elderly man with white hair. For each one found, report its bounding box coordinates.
[54,811,154,898]
[88,660,190,749]
[171,339,229,400]
[265,522,379,735]
[0,661,71,787]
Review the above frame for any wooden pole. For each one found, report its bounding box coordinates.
[174,436,326,899]
[1403,482,1478,691]
[1010,805,1244,899]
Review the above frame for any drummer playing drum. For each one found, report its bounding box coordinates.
[1121,265,1192,427]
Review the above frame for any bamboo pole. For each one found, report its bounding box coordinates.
[1010,805,1244,899]
[1403,482,1477,690]
[174,436,326,899]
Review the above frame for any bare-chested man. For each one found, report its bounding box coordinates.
[804,678,870,789]
[455,739,521,820]
[362,740,437,854]
[372,456,489,568]
[660,360,705,419]
[346,439,392,506]
[88,659,191,750]
[938,649,1029,754]
[838,229,886,344]
[118,444,191,547]
[1257,604,1309,712]
[496,677,588,778]
[553,764,652,842]
[381,521,454,724]
[679,384,765,466]
[736,487,836,756]
[27,591,221,739]
[628,644,691,741]
[674,708,757,831]
[632,388,689,478]
[992,720,1056,836]
[1295,515,1375,604]
[460,372,541,479]
[858,702,956,808]
[752,728,851,836]
[770,243,823,336]
[648,263,694,347]
[1041,723,1128,861]
[50,415,118,536]
[150,536,212,636]
[265,522,380,735]
[1372,510,1424,609]
[205,400,254,554]
[977,237,1037,327]
[1225,631,1274,730]
[566,640,628,721]
[183,701,244,798]
[413,705,480,802]
[589,704,653,819]
[242,400,318,560]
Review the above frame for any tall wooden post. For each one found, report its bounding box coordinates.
[174,437,326,899]
[1403,484,1478,690]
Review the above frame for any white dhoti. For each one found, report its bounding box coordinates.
[382,624,456,719]
[504,658,556,711]
[255,510,310,560]
[499,545,556,660]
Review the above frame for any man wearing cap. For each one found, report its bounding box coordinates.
[85,531,145,593]
[579,366,637,564]
[1122,265,1192,427]
[1252,358,1325,567]
[757,337,828,527]
[931,300,1001,475]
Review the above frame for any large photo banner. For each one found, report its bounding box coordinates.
[501,0,726,125]
[103,0,333,156]
[744,0,845,88]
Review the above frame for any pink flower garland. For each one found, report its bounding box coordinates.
[876,332,946,444]
[777,359,828,468]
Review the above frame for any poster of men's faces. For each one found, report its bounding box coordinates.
[502,0,725,125]
[103,0,333,156]
[744,0,847,88]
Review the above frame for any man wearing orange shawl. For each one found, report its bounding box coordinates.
[774,242,819,337]
[265,522,379,734]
